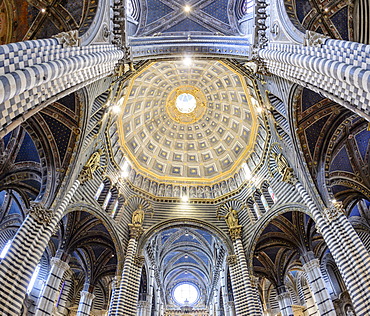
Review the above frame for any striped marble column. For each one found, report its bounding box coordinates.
[109,224,143,316]
[0,34,124,137]
[76,285,95,316]
[0,179,80,316]
[277,287,294,316]
[259,32,370,120]
[227,255,245,316]
[107,275,121,315]
[296,181,370,315]
[34,257,70,316]
[233,238,263,315]
[56,278,73,315]
[301,255,336,316]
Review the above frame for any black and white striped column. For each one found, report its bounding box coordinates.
[107,275,121,315]
[276,287,294,316]
[109,232,143,316]
[34,257,70,315]
[296,181,370,315]
[56,278,73,315]
[259,35,370,120]
[0,180,80,316]
[76,285,95,316]
[234,239,263,315]
[301,255,336,316]
[0,37,124,136]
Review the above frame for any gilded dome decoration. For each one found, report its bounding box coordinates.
[117,59,258,186]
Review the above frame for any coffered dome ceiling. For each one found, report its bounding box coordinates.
[117,59,258,186]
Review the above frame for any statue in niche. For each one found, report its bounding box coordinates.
[219,207,240,229]
[221,181,228,194]
[165,184,172,197]
[134,174,143,187]
[197,186,204,198]
[132,204,145,226]
[228,178,236,190]
[205,186,212,199]
[213,184,221,197]
[142,178,150,192]
[173,186,180,198]
[129,169,136,182]
[234,172,242,186]
[149,182,157,195]
[158,184,165,196]
[190,186,197,198]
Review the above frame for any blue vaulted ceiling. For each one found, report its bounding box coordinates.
[147,227,226,309]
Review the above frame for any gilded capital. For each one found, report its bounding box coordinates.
[134,255,145,267]
[129,223,144,239]
[28,202,53,225]
[323,201,345,222]
[227,255,238,266]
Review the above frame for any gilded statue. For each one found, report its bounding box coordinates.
[271,152,297,185]
[132,204,145,226]
[272,152,289,175]
[219,207,239,229]
[78,149,104,183]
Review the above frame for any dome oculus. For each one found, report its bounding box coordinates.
[176,93,197,113]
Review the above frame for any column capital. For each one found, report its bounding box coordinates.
[304,30,330,47]
[129,224,144,239]
[28,202,54,225]
[134,255,145,267]
[323,201,345,222]
[227,255,238,266]
[277,291,291,301]
[229,226,242,241]
[302,258,320,273]
[80,290,95,301]
[51,257,70,271]
[52,30,80,47]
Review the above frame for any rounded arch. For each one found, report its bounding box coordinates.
[63,202,125,272]
[137,218,235,257]
[246,203,312,268]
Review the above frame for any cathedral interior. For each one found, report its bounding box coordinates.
[0,0,370,315]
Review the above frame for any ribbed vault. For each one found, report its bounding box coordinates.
[145,227,226,309]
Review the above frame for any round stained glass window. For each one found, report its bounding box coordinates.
[176,93,196,113]
[173,282,199,305]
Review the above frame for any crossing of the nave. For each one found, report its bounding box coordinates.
[0,0,370,315]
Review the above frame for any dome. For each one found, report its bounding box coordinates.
[117,59,258,188]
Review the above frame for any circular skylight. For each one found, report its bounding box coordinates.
[176,93,196,113]
[173,283,199,305]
